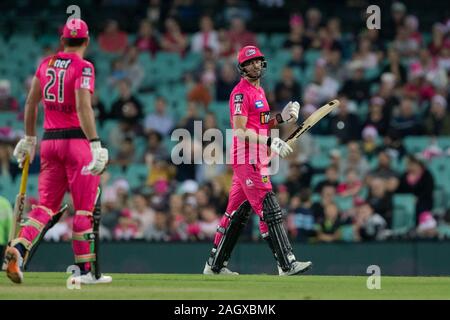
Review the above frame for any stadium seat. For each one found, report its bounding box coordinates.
[392,194,416,232]
[125,163,150,189]
[309,153,330,169]
[315,136,338,154]
[335,196,353,212]
[339,224,355,242]
[311,174,325,190]
[404,136,431,154]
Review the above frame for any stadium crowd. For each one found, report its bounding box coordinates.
[1,1,450,244]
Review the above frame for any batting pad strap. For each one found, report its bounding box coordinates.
[72,228,94,241]
[22,217,45,232]
[76,210,93,217]
[31,205,55,218]
[75,253,96,263]
[11,238,32,251]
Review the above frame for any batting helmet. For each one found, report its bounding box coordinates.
[237,45,267,79]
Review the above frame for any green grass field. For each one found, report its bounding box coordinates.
[1,273,449,299]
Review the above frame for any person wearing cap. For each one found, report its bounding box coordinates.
[203,45,312,276]
[5,18,111,284]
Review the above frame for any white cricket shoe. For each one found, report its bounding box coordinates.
[203,262,239,275]
[278,261,312,276]
[70,272,112,284]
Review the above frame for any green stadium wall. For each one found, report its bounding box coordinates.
[2,241,450,276]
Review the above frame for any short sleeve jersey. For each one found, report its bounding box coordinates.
[229,78,271,166]
[35,52,95,130]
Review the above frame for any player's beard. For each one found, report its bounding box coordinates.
[247,68,262,80]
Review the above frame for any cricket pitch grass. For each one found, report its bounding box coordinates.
[1,273,449,299]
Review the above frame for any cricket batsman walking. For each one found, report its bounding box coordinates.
[4,18,111,284]
[203,46,312,275]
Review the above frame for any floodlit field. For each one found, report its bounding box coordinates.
[1,273,450,299]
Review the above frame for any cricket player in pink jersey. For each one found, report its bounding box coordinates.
[5,19,111,284]
[203,46,312,276]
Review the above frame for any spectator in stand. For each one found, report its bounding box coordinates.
[143,130,169,164]
[304,8,323,40]
[341,60,371,104]
[227,16,257,52]
[311,184,337,223]
[130,193,155,239]
[316,203,342,243]
[366,177,393,228]
[392,25,420,61]
[284,14,310,49]
[367,149,400,192]
[380,48,407,86]
[337,168,363,197]
[216,62,239,101]
[314,165,339,193]
[396,155,435,226]
[144,210,170,241]
[389,97,423,138]
[107,58,129,89]
[340,141,370,179]
[143,96,174,136]
[377,73,400,122]
[191,15,220,56]
[198,206,220,240]
[387,2,407,40]
[353,37,378,70]
[98,19,128,54]
[328,94,361,143]
[217,28,235,59]
[287,190,316,242]
[274,66,302,111]
[425,95,450,136]
[287,44,307,71]
[285,161,313,197]
[111,136,137,170]
[353,200,387,241]
[428,22,448,57]
[303,59,339,106]
[382,129,407,163]
[404,15,422,48]
[123,45,144,91]
[0,80,19,112]
[135,19,159,56]
[110,79,144,127]
[114,209,139,240]
[361,125,380,159]
[324,45,346,82]
[364,96,390,136]
[160,17,188,56]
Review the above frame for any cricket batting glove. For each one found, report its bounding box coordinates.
[269,137,293,158]
[87,140,109,175]
[277,101,300,124]
[13,135,36,168]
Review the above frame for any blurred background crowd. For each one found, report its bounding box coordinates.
[1,0,450,244]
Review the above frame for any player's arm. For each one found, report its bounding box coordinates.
[75,88,98,140]
[23,76,42,137]
[76,88,108,175]
[268,101,301,128]
[13,76,41,167]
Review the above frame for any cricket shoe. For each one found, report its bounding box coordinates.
[70,272,112,284]
[5,247,24,284]
[203,262,239,275]
[278,261,312,276]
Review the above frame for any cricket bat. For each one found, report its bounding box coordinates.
[285,99,340,146]
[1,155,30,270]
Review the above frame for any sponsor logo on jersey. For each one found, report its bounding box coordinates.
[261,175,269,183]
[82,67,92,76]
[260,111,270,124]
[233,93,244,115]
[246,178,254,187]
[255,100,264,108]
[50,58,72,69]
[81,77,91,89]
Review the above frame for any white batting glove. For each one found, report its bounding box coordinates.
[13,135,37,168]
[269,137,293,158]
[87,140,109,175]
[279,101,300,124]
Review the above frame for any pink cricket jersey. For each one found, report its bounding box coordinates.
[229,77,271,166]
[35,52,95,130]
